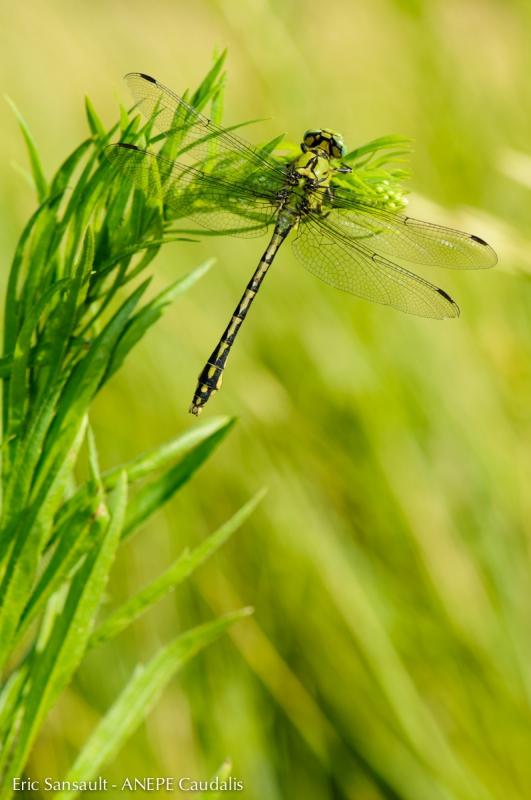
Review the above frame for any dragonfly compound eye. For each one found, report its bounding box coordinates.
[302,129,321,151]
[302,129,346,158]
[324,130,347,159]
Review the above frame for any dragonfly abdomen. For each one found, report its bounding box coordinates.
[189,224,291,415]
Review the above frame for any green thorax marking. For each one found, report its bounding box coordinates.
[294,150,332,211]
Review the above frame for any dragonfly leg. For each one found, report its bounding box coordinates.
[189,224,291,415]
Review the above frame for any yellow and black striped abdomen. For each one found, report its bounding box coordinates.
[189,228,289,415]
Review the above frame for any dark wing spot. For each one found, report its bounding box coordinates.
[470,234,488,246]
[139,73,157,83]
[437,287,454,302]
[437,287,460,318]
[118,143,140,151]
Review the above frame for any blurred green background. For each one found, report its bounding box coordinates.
[2,1,531,798]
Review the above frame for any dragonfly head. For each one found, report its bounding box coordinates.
[302,129,346,159]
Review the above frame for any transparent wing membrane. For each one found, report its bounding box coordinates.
[293,217,460,319]
[125,73,287,183]
[106,143,278,237]
[330,195,498,269]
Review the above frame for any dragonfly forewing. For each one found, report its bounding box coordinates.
[125,73,287,185]
[330,195,498,269]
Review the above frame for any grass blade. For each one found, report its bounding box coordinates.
[0,417,88,675]
[55,609,252,800]
[0,474,127,789]
[122,418,235,539]
[84,96,106,139]
[90,488,266,648]
[102,416,233,489]
[105,258,213,380]
[5,95,48,202]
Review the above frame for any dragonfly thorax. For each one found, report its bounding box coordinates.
[302,129,346,159]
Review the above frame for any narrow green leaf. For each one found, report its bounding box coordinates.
[0,351,12,379]
[91,236,193,287]
[0,665,30,783]
[7,278,70,439]
[86,425,102,489]
[258,133,286,158]
[345,135,413,162]
[3,248,129,518]
[1,474,127,784]
[49,139,92,199]
[5,95,48,201]
[119,103,130,133]
[190,50,227,110]
[50,417,233,559]
[30,280,149,502]
[102,416,233,490]
[18,198,64,332]
[0,665,28,751]
[122,418,236,539]
[210,74,226,127]
[0,417,88,675]
[57,151,102,236]
[16,496,99,641]
[59,161,109,269]
[84,96,106,139]
[0,375,70,540]
[56,609,252,800]
[3,198,56,363]
[34,228,94,396]
[9,160,34,188]
[90,488,266,648]
[105,259,213,380]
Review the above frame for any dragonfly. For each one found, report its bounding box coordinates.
[107,73,497,416]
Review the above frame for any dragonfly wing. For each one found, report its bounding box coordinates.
[329,193,497,269]
[292,216,460,319]
[106,143,278,238]
[125,72,286,183]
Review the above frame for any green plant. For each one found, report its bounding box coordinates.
[0,47,451,799]
[0,56,262,797]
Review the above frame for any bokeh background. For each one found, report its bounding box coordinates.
[2,1,531,798]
